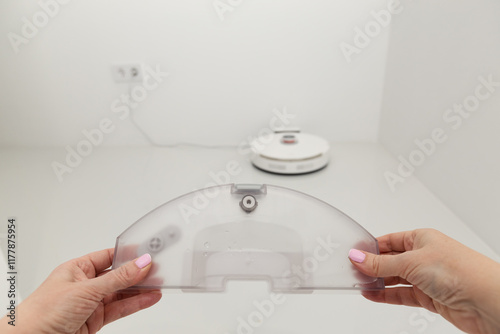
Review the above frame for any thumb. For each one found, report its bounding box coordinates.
[348,249,406,278]
[89,253,153,297]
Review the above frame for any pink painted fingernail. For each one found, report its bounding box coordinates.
[135,254,152,269]
[349,249,366,263]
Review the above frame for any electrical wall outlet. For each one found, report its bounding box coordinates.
[110,62,144,83]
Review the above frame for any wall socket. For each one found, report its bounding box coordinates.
[110,62,144,83]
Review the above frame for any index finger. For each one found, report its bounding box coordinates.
[377,230,416,253]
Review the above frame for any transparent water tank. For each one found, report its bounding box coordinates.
[112,184,384,293]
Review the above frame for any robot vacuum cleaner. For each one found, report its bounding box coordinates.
[250,132,330,175]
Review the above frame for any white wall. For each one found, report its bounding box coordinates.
[379,0,500,253]
[3,0,499,252]
[0,0,390,147]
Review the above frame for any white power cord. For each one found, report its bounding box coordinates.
[127,83,238,149]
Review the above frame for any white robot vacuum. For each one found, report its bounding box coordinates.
[250,131,330,175]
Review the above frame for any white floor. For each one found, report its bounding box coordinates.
[1,144,498,333]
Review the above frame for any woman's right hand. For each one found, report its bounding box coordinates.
[348,229,500,334]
